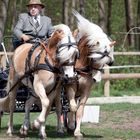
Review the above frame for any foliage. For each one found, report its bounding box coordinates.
[110,53,140,91]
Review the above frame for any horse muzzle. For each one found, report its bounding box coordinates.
[108,60,114,66]
[63,74,78,84]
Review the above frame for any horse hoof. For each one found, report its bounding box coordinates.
[67,127,74,135]
[31,120,40,130]
[74,132,83,140]
[57,131,65,137]
[7,132,13,137]
[74,135,83,140]
[7,130,13,137]
[20,128,28,136]
[39,133,47,140]
[31,123,37,130]
[20,126,28,135]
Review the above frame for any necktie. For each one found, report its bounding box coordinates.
[34,17,39,28]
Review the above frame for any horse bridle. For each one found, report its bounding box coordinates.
[56,36,79,66]
[57,36,77,48]
[90,50,112,64]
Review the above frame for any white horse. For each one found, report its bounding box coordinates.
[0,24,79,139]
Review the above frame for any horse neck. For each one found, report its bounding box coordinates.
[75,36,90,69]
[48,30,62,47]
[44,38,59,66]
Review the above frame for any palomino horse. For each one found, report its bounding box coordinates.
[0,24,79,139]
[61,11,116,139]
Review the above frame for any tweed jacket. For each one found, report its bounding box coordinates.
[13,13,53,40]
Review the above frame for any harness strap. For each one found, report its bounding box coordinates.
[76,65,103,76]
[40,41,57,64]
[25,42,41,86]
[40,41,49,53]
[91,51,110,62]
[26,42,40,70]
[7,63,60,96]
[45,56,61,73]
[58,42,77,48]
[8,68,37,94]
[36,63,60,74]
[34,48,43,67]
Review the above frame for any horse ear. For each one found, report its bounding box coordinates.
[110,41,116,47]
[56,30,65,39]
[73,29,79,38]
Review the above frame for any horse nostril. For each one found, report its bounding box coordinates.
[108,61,114,66]
[64,74,69,83]
[65,74,68,78]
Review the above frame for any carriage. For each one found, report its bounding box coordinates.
[0,38,42,112]
[0,69,42,112]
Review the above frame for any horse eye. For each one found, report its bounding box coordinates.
[58,29,63,33]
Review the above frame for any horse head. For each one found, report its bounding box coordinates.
[47,24,79,80]
[73,10,116,75]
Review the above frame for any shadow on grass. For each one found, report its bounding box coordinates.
[1,124,74,139]
[83,134,103,139]
[1,124,103,139]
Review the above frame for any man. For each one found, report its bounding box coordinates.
[13,0,53,49]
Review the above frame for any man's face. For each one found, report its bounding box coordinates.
[28,4,42,16]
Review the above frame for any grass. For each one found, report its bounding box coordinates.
[0,103,140,140]
[90,82,140,97]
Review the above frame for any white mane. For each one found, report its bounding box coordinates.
[53,24,72,36]
[72,10,111,47]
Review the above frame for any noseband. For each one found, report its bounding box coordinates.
[91,50,112,63]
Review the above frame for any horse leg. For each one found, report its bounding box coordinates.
[66,98,80,134]
[66,86,77,112]
[7,84,19,136]
[20,96,38,135]
[54,91,65,135]
[74,95,89,138]
[45,82,64,136]
[33,97,48,139]
[6,67,20,136]
[31,75,49,139]
[67,111,76,134]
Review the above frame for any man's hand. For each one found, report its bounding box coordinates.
[21,34,31,42]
